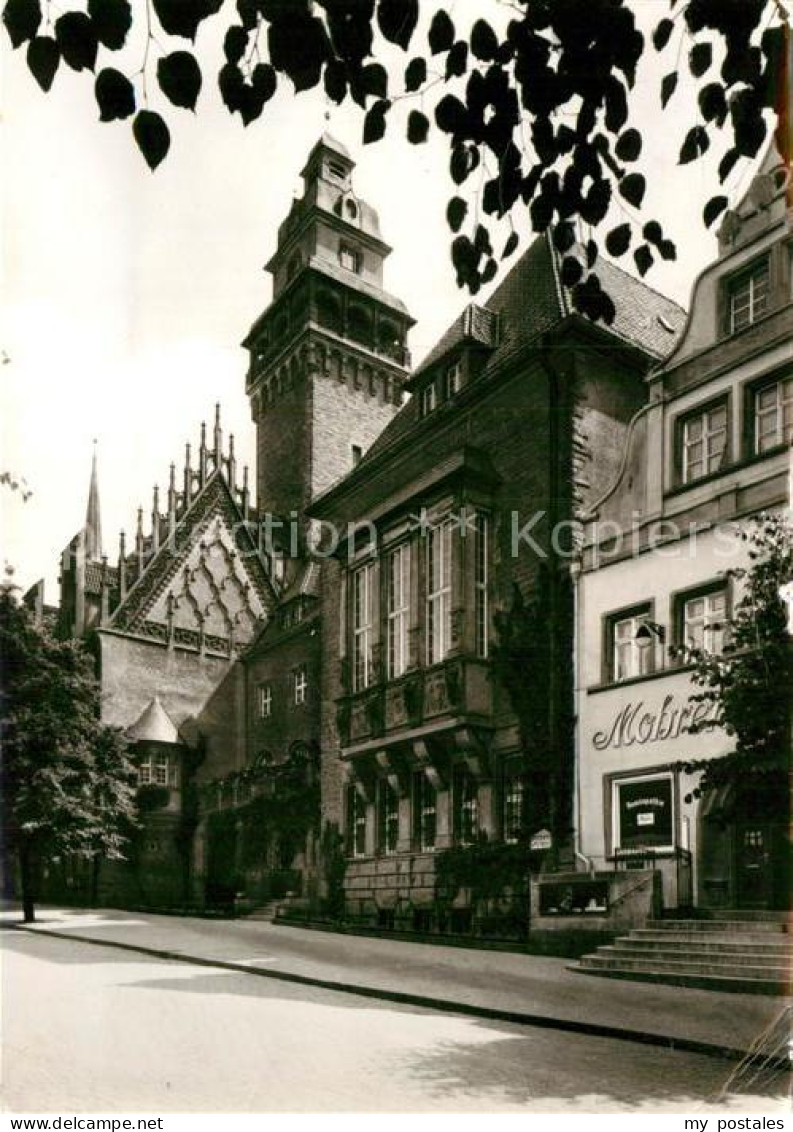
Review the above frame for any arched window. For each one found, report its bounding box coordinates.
[317,290,342,332]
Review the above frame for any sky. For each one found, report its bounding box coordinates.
[1,0,773,597]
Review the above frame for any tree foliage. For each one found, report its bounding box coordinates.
[4,0,790,319]
[676,513,793,799]
[0,591,139,920]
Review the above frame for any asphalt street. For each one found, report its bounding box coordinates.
[2,928,789,1114]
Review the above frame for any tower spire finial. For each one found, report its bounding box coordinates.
[85,440,103,560]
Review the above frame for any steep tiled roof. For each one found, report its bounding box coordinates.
[357,233,685,469]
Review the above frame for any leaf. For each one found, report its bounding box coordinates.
[219,61,246,115]
[703,195,728,228]
[434,93,467,135]
[362,62,388,99]
[615,128,641,162]
[363,98,389,145]
[87,0,131,50]
[3,0,40,49]
[250,62,276,108]
[224,25,248,64]
[658,240,676,261]
[698,81,727,125]
[679,125,709,164]
[26,35,59,91]
[580,178,611,226]
[718,147,740,184]
[157,51,202,111]
[447,196,467,232]
[94,67,135,121]
[445,40,467,79]
[502,231,519,258]
[54,11,97,72]
[619,172,646,208]
[634,244,653,277]
[152,0,208,41]
[267,13,328,92]
[407,109,429,144]
[660,70,677,109]
[560,255,584,288]
[428,8,454,55]
[643,220,662,245]
[404,56,426,92]
[605,223,631,257]
[470,18,497,61]
[652,18,673,51]
[133,109,170,170]
[377,0,417,50]
[689,42,712,79]
[236,0,258,30]
[552,221,576,254]
[324,59,347,103]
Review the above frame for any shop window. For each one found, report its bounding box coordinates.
[612,772,675,854]
[753,375,793,454]
[606,605,654,683]
[680,400,728,484]
[426,519,453,665]
[729,259,769,333]
[377,780,399,855]
[352,562,375,691]
[386,543,410,679]
[413,772,436,852]
[678,585,728,655]
[453,766,479,846]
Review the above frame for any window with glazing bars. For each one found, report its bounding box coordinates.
[682,403,727,483]
[503,773,526,843]
[474,512,489,658]
[729,261,769,333]
[387,544,410,679]
[454,766,479,845]
[611,610,653,682]
[426,519,453,665]
[413,772,436,851]
[682,589,727,654]
[352,563,374,691]
[754,376,793,454]
[348,785,367,858]
[377,779,399,855]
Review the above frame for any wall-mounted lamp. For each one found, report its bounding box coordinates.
[635,619,666,644]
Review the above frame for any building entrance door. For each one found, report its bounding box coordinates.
[735,822,775,909]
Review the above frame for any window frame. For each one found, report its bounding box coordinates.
[413,772,437,853]
[610,770,677,856]
[603,602,655,685]
[293,665,308,706]
[426,518,453,666]
[473,511,489,659]
[453,765,479,847]
[674,580,730,656]
[347,784,367,859]
[444,360,462,400]
[257,682,272,719]
[352,562,375,692]
[377,778,400,856]
[728,257,770,334]
[386,543,410,681]
[752,374,793,455]
[420,381,437,417]
[502,766,526,845]
[676,396,730,486]
[339,243,361,273]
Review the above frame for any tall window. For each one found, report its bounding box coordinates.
[754,377,793,454]
[387,544,410,679]
[681,402,727,483]
[502,772,526,844]
[413,773,436,852]
[257,683,272,718]
[377,779,399,855]
[729,260,769,333]
[444,360,461,400]
[474,512,489,658]
[420,382,437,416]
[610,608,653,682]
[348,786,367,858]
[453,766,479,846]
[154,753,169,786]
[682,588,727,654]
[352,563,374,691]
[294,666,307,705]
[138,756,152,786]
[426,520,453,665]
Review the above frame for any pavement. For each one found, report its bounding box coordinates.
[4,905,790,1062]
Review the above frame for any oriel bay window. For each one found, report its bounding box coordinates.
[754,376,793,454]
[426,519,453,665]
[377,779,399,855]
[413,772,437,851]
[352,562,375,691]
[386,544,410,679]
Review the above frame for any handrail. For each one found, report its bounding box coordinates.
[608,870,658,910]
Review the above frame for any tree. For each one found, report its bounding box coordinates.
[0,590,138,921]
[3,0,790,319]
[677,512,793,800]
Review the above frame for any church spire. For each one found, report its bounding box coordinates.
[85,441,103,561]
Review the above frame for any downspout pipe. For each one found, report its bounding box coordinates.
[571,556,596,877]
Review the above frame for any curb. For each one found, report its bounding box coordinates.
[12,923,784,1068]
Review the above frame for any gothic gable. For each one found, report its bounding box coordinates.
[109,472,274,656]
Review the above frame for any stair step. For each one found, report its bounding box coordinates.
[573,966,787,996]
[647,919,787,934]
[580,953,790,980]
[700,909,790,923]
[631,928,790,945]
[622,934,791,954]
[610,943,791,962]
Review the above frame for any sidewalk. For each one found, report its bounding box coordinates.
[5,906,789,1059]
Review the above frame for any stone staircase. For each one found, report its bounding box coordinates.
[573,911,792,995]
[244,899,282,923]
